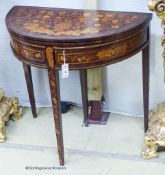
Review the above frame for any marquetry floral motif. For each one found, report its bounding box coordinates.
[46,47,54,68]
[12,41,42,60]
[58,54,93,64]
[97,45,128,59]
[9,7,148,38]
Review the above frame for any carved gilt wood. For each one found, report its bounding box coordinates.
[0,88,22,142]
[142,0,165,160]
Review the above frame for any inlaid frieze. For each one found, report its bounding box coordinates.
[57,31,147,65]
[12,40,43,61]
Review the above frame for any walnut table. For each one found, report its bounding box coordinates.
[6,6,152,165]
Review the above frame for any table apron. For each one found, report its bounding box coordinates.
[10,28,148,69]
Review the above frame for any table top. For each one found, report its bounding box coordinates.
[6,6,152,69]
[6,6,152,43]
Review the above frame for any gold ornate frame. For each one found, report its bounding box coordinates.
[142,0,165,159]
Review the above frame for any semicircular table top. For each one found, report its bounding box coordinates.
[6,6,152,43]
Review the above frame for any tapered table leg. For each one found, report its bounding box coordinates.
[80,69,88,127]
[142,29,150,132]
[46,47,64,166]
[23,63,37,118]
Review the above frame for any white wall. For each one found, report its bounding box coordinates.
[0,0,164,116]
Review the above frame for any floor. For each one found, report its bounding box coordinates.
[1,107,165,175]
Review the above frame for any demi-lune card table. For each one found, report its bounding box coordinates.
[6,6,152,165]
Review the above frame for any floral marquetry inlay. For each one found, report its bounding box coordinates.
[12,40,43,60]
[6,6,149,41]
[97,45,128,59]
